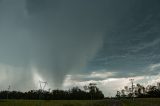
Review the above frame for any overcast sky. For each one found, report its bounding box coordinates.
[0,0,160,96]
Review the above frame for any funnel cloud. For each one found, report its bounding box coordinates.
[0,0,107,89]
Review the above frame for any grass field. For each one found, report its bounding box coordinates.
[122,98,160,106]
[1,98,160,106]
[0,100,107,106]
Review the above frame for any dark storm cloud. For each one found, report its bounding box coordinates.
[88,0,160,77]
[0,0,160,90]
[25,0,141,87]
[25,0,109,87]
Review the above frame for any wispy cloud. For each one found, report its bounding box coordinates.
[64,70,117,82]
[149,63,160,72]
[130,38,160,53]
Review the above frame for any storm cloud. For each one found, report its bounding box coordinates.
[0,0,160,94]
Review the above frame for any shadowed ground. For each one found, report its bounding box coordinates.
[108,100,122,106]
[1,98,160,106]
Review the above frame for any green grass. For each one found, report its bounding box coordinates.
[1,98,160,106]
[122,98,160,106]
[0,100,108,106]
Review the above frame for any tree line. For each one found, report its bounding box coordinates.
[116,80,160,98]
[0,83,104,100]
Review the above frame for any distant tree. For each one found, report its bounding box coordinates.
[121,89,126,98]
[116,91,121,99]
[0,84,104,100]
[87,83,104,99]
[118,82,160,98]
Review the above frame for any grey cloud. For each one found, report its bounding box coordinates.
[0,0,160,91]
[87,0,160,78]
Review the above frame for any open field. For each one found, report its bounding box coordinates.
[0,100,107,106]
[122,98,160,106]
[1,98,160,106]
